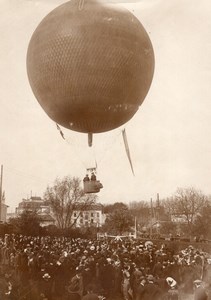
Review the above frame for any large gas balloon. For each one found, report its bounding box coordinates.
[27,0,155,134]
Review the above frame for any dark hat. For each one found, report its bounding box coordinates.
[147,274,154,282]
[140,276,146,281]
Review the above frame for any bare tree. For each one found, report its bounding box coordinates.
[165,187,208,234]
[44,176,97,230]
[129,200,150,228]
[193,203,211,240]
[129,200,149,210]
[104,206,134,235]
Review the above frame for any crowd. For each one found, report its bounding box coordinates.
[0,234,210,299]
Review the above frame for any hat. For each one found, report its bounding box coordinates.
[147,274,154,282]
[43,273,51,279]
[140,276,146,282]
[194,279,202,285]
[166,277,177,287]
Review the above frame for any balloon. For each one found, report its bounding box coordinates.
[27,0,155,134]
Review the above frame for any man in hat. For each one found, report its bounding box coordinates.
[193,280,208,300]
[83,174,90,182]
[166,277,178,300]
[136,276,146,300]
[122,270,132,300]
[141,274,162,300]
[91,172,96,181]
[132,267,144,299]
[40,273,52,300]
[82,284,99,300]
[68,269,84,299]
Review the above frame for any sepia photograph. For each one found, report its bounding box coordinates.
[0,0,211,299]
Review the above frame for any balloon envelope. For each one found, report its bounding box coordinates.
[27,0,155,134]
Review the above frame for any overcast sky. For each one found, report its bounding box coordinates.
[1,0,211,211]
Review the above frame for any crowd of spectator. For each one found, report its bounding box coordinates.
[0,234,210,299]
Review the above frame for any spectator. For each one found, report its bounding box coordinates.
[193,280,208,300]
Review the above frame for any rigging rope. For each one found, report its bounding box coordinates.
[56,123,133,175]
[78,0,85,11]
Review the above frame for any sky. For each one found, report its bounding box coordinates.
[1,0,211,211]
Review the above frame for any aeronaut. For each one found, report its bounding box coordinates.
[83,174,90,182]
[91,172,96,181]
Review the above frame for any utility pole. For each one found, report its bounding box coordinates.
[156,193,160,235]
[150,198,153,238]
[0,165,3,222]
[156,193,160,207]
[134,216,137,239]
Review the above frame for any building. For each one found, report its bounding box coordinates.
[0,192,9,223]
[39,214,56,227]
[6,212,17,222]
[16,196,50,214]
[1,203,9,223]
[15,196,55,227]
[170,213,188,223]
[72,203,105,228]
[13,197,106,228]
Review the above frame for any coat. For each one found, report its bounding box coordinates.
[194,286,208,300]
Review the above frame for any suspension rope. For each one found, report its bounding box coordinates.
[78,0,85,11]
[55,123,129,172]
[56,123,87,169]
[94,129,123,167]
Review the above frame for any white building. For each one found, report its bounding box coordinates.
[13,197,106,228]
[0,192,9,223]
[170,213,188,223]
[72,203,106,228]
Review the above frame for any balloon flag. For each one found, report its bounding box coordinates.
[27,0,155,145]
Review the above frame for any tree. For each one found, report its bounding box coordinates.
[44,176,97,230]
[9,210,41,235]
[159,221,177,236]
[164,187,208,235]
[8,217,21,234]
[129,200,150,228]
[192,203,211,240]
[103,202,128,214]
[129,200,149,211]
[104,204,134,235]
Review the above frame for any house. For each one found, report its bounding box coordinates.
[39,214,56,227]
[14,196,106,228]
[1,202,9,223]
[16,196,49,214]
[15,196,55,227]
[72,203,106,228]
[0,192,9,223]
[170,213,188,224]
